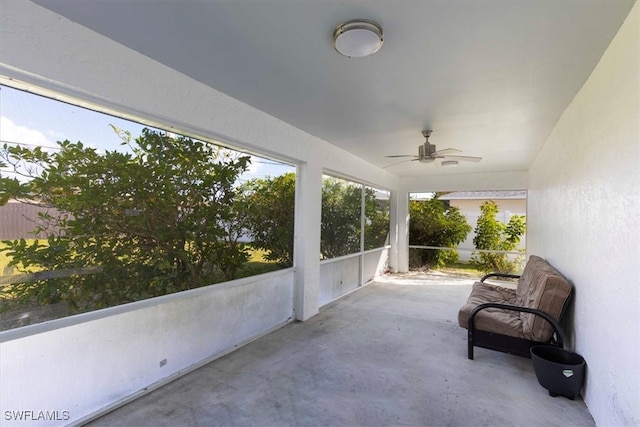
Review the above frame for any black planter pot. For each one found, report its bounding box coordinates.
[530,345,586,400]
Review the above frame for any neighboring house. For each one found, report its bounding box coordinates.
[0,200,59,240]
[440,190,527,262]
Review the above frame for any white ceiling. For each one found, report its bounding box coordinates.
[34,0,634,177]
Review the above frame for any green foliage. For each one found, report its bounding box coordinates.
[408,196,472,269]
[320,177,363,259]
[239,174,389,264]
[0,159,12,205]
[0,128,251,313]
[320,178,389,259]
[239,173,296,267]
[363,187,390,250]
[471,200,526,273]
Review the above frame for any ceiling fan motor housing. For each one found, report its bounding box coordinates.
[419,143,436,158]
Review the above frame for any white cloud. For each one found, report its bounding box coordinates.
[0,116,57,149]
[46,129,66,141]
[246,155,264,176]
[0,116,57,182]
[236,155,266,182]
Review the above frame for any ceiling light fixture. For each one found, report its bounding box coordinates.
[442,160,459,167]
[333,20,383,58]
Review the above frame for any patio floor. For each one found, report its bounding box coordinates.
[86,273,595,427]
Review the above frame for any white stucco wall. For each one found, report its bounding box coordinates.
[527,3,639,425]
[316,248,388,306]
[0,270,295,427]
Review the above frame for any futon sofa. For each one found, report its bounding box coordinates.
[458,255,573,359]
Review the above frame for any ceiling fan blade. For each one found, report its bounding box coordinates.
[384,158,420,168]
[441,155,482,162]
[433,148,462,156]
[384,154,418,158]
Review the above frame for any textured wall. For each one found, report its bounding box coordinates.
[1,270,294,426]
[527,3,639,425]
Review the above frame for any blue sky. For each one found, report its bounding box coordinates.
[0,85,294,181]
[0,85,145,151]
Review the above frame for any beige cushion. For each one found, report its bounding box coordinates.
[516,255,572,341]
[458,282,525,339]
[458,255,572,342]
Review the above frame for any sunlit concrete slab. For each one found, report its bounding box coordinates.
[86,275,594,427]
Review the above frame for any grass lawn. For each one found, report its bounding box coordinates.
[438,262,523,281]
[0,242,14,275]
[436,262,484,278]
[237,247,285,278]
[0,240,48,276]
[1,242,283,277]
[247,248,269,263]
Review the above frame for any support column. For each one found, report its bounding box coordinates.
[293,161,322,320]
[390,188,409,273]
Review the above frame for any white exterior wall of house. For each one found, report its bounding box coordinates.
[527,3,639,425]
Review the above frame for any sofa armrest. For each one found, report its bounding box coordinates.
[480,273,521,282]
[467,303,566,359]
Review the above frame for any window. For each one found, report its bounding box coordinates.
[364,186,390,250]
[320,175,390,259]
[0,84,295,330]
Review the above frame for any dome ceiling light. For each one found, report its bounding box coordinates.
[333,20,383,58]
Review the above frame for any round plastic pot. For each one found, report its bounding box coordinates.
[530,345,586,400]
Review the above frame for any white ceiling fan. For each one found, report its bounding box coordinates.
[385,130,482,167]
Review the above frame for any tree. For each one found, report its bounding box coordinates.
[0,128,251,313]
[471,200,526,273]
[320,177,362,259]
[239,172,295,267]
[239,175,389,265]
[363,187,390,250]
[408,195,472,269]
[320,180,390,258]
[0,159,12,205]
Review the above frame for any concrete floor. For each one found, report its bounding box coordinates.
[86,274,595,427]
